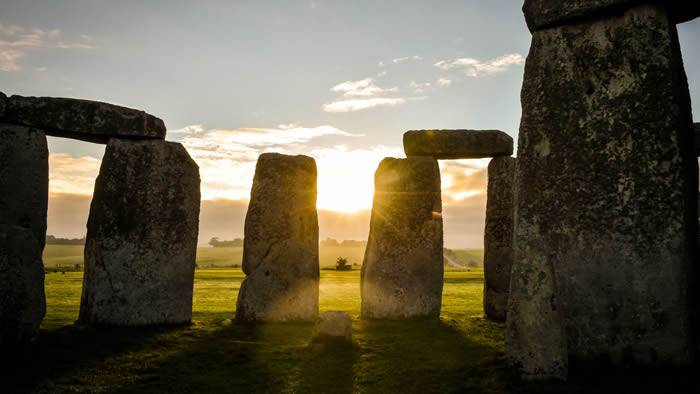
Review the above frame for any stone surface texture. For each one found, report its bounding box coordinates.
[312,311,353,343]
[523,0,700,32]
[2,94,166,143]
[236,153,319,322]
[79,139,200,326]
[403,129,513,159]
[509,4,696,368]
[483,157,515,322]
[361,157,443,319]
[0,123,48,250]
[0,225,46,347]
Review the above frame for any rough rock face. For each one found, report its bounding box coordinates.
[361,157,443,319]
[236,153,319,322]
[79,139,200,326]
[403,130,513,159]
[2,95,166,143]
[0,123,48,250]
[312,311,352,344]
[0,225,46,348]
[509,4,696,367]
[483,157,515,322]
[523,0,700,32]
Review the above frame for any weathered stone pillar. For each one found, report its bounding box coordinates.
[361,157,443,319]
[236,153,319,322]
[508,2,697,379]
[0,225,46,348]
[79,139,200,326]
[483,157,515,321]
[0,123,48,346]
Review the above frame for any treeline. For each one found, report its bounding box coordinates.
[46,235,85,245]
[208,237,367,248]
[208,237,244,247]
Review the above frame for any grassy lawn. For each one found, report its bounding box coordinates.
[19,250,695,393]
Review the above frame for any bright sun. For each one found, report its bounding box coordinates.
[314,146,398,213]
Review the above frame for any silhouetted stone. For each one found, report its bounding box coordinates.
[312,311,352,345]
[510,4,695,367]
[361,157,443,319]
[2,94,165,143]
[507,247,568,381]
[0,123,48,250]
[483,157,515,322]
[236,153,319,322]
[0,225,46,348]
[695,123,700,156]
[523,0,700,32]
[0,92,6,118]
[403,130,513,159]
[80,139,200,326]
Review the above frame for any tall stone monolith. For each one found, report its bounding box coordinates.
[235,153,319,322]
[508,3,696,374]
[0,123,48,250]
[483,157,515,321]
[0,225,46,348]
[79,139,200,326]
[361,157,443,319]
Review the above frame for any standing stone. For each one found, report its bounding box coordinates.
[0,123,48,250]
[0,225,46,348]
[694,123,700,156]
[361,157,443,319]
[483,157,515,321]
[79,139,200,326]
[236,153,319,322]
[1,94,166,143]
[403,130,513,159]
[0,92,6,118]
[509,4,696,368]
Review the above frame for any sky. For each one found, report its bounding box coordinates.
[1,1,699,248]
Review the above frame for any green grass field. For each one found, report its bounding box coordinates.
[19,248,693,393]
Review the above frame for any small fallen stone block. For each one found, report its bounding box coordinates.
[312,311,352,345]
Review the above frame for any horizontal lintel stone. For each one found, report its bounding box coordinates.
[403,129,513,159]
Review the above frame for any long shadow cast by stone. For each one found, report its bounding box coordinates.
[293,338,360,393]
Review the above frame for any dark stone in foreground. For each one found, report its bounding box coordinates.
[483,157,515,322]
[236,153,319,322]
[0,92,6,118]
[0,123,48,250]
[403,130,513,159]
[0,225,46,348]
[523,0,700,32]
[2,94,166,143]
[361,157,443,319]
[695,123,700,156]
[80,139,200,326]
[510,4,695,368]
[312,311,352,345]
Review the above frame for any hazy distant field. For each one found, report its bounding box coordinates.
[43,245,485,269]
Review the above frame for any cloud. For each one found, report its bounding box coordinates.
[437,77,452,87]
[392,55,423,63]
[409,81,431,93]
[322,97,406,113]
[48,153,102,195]
[175,124,363,200]
[331,78,397,97]
[0,23,95,72]
[434,53,525,77]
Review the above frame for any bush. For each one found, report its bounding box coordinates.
[335,257,352,271]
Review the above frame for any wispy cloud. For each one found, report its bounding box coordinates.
[0,23,95,72]
[393,55,422,63]
[437,77,452,87]
[324,76,407,113]
[409,81,431,94]
[323,97,406,113]
[434,53,525,77]
[331,78,397,97]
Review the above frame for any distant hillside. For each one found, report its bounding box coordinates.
[46,235,85,245]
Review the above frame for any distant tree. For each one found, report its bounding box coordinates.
[339,240,366,247]
[467,260,479,268]
[209,237,244,247]
[45,235,85,245]
[335,257,352,271]
[321,238,340,247]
